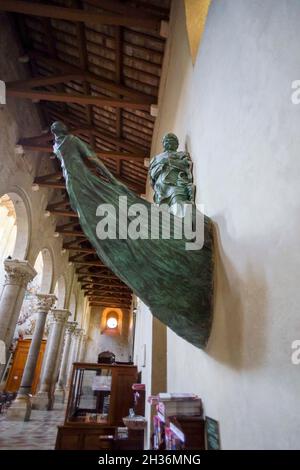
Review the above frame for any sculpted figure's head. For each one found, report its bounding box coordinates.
[162,133,179,152]
[51,121,68,137]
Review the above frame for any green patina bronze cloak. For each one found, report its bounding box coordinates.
[52,125,214,349]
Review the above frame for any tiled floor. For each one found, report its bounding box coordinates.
[0,404,65,450]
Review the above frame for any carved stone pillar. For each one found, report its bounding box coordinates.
[66,327,83,389]
[54,321,77,403]
[0,259,36,378]
[78,333,87,362]
[6,293,56,421]
[34,309,70,410]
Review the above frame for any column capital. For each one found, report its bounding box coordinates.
[73,327,83,337]
[4,259,36,288]
[50,309,70,324]
[35,293,57,314]
[66,321,77,334]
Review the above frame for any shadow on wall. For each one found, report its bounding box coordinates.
[205,215,268,371]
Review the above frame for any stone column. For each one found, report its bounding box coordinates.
[34,309,70,410]
[78,333,87,362]
[54,321,77,403]
[66,327,82,389]
[6,293,56,421]
[0,259,36,378]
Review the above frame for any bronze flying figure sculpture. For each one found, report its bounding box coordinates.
[51,121,214,348]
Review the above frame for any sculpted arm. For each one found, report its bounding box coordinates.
[75,137,124,186]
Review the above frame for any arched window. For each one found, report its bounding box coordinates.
[101,308,123,336]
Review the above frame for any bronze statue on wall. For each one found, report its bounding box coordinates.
[149,133,195,217]
[51,122,214,349]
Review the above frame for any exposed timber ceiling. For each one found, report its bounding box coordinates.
[1,0,170,310]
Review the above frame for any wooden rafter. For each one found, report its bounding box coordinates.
[89,300,131,307]
[7,73,85,89]
[87,294,131,300]
[23,51,156,102]
[50,209,78,219]
[7,88,153,110]
[19,140,146,161]
[64,246,94,253]
[86,0,167,20]
[115,25,123,175]
[0,1,162,30]
[56,229,86,238]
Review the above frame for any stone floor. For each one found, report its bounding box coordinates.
[0,403,65,450]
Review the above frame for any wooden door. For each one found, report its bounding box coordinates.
[5,338,46,394]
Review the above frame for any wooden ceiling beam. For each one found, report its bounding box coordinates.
[77,272,121,279]
[7,88,152,110]
[84,288,131,295]
[7,73,85,90]
[56,229,86,238]
[80,277,126,284]
[115,25,123,176]
[35,172,62,183]
[89,302,130,308]
[87,294,131,300]
[86,302,131,308]
[26,51,156,102]
[41,16,69,115]
[82,280,125,286]
[87,289,131,295]
[34,181,65,189]
[49,209,78,218]
[88,300,132,304]
[0,1,161,30]
[56,220,78,229]
[47,199,70,210]
[66,246,95,254]
[19,142,146,161]
[70,259,104,266]
[76,272,122,282]
[82,282,130,290]
[87,293,131,299]
[86,0,166,20]
[74,0,95,148]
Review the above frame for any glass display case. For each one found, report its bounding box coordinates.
[56,362,143,450]
[65,362,138,426]
[68,366,113,424]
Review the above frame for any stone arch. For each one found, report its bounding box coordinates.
[54,275,66,309]
[32,247,54,294]
[0,188,31,260]
[0,190,30,286]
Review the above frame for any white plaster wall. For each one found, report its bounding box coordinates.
[148,0,300,450]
